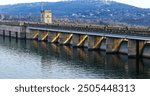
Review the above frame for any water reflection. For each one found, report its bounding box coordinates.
[0,36,150,79]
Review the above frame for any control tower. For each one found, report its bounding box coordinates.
[41,10,52,24]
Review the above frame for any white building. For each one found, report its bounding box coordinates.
[41,10,52,24]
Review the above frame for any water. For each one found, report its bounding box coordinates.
[0,36,150,79]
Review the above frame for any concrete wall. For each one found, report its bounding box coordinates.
[0,25,25,38]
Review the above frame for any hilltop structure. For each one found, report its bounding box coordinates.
[41,10,52,24]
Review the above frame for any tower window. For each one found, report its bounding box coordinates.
[46,15,50,18]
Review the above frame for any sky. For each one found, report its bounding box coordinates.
[0,0,150,8]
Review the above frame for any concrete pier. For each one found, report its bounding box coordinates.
[88,36,104,50]
[38,31,48,41]
[106,37,123,53]
[48,32,60,43]
[30,30,39,40]
[72,34,88,47]
[128,40,145,57]
[59,33,73,45]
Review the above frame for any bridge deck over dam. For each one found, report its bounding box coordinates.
[0,20,150,57]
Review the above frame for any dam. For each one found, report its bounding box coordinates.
[0,20,150,58]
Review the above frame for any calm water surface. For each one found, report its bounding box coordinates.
[0,36,150,79]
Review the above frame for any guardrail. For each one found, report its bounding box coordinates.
[1,20,150,37]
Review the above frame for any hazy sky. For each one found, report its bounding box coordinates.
[0,0,150,8]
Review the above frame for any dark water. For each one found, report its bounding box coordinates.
[0,36,150,79]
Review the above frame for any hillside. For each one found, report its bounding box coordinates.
[0,0,150,26]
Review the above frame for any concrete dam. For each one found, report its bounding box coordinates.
[0,20,150,58]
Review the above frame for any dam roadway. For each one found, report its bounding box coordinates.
[0,20,150,57]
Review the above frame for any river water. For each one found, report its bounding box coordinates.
[0,36,150,79]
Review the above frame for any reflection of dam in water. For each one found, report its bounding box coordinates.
[0,36,150,79]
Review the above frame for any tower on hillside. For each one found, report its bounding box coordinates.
[41,10,52,24]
